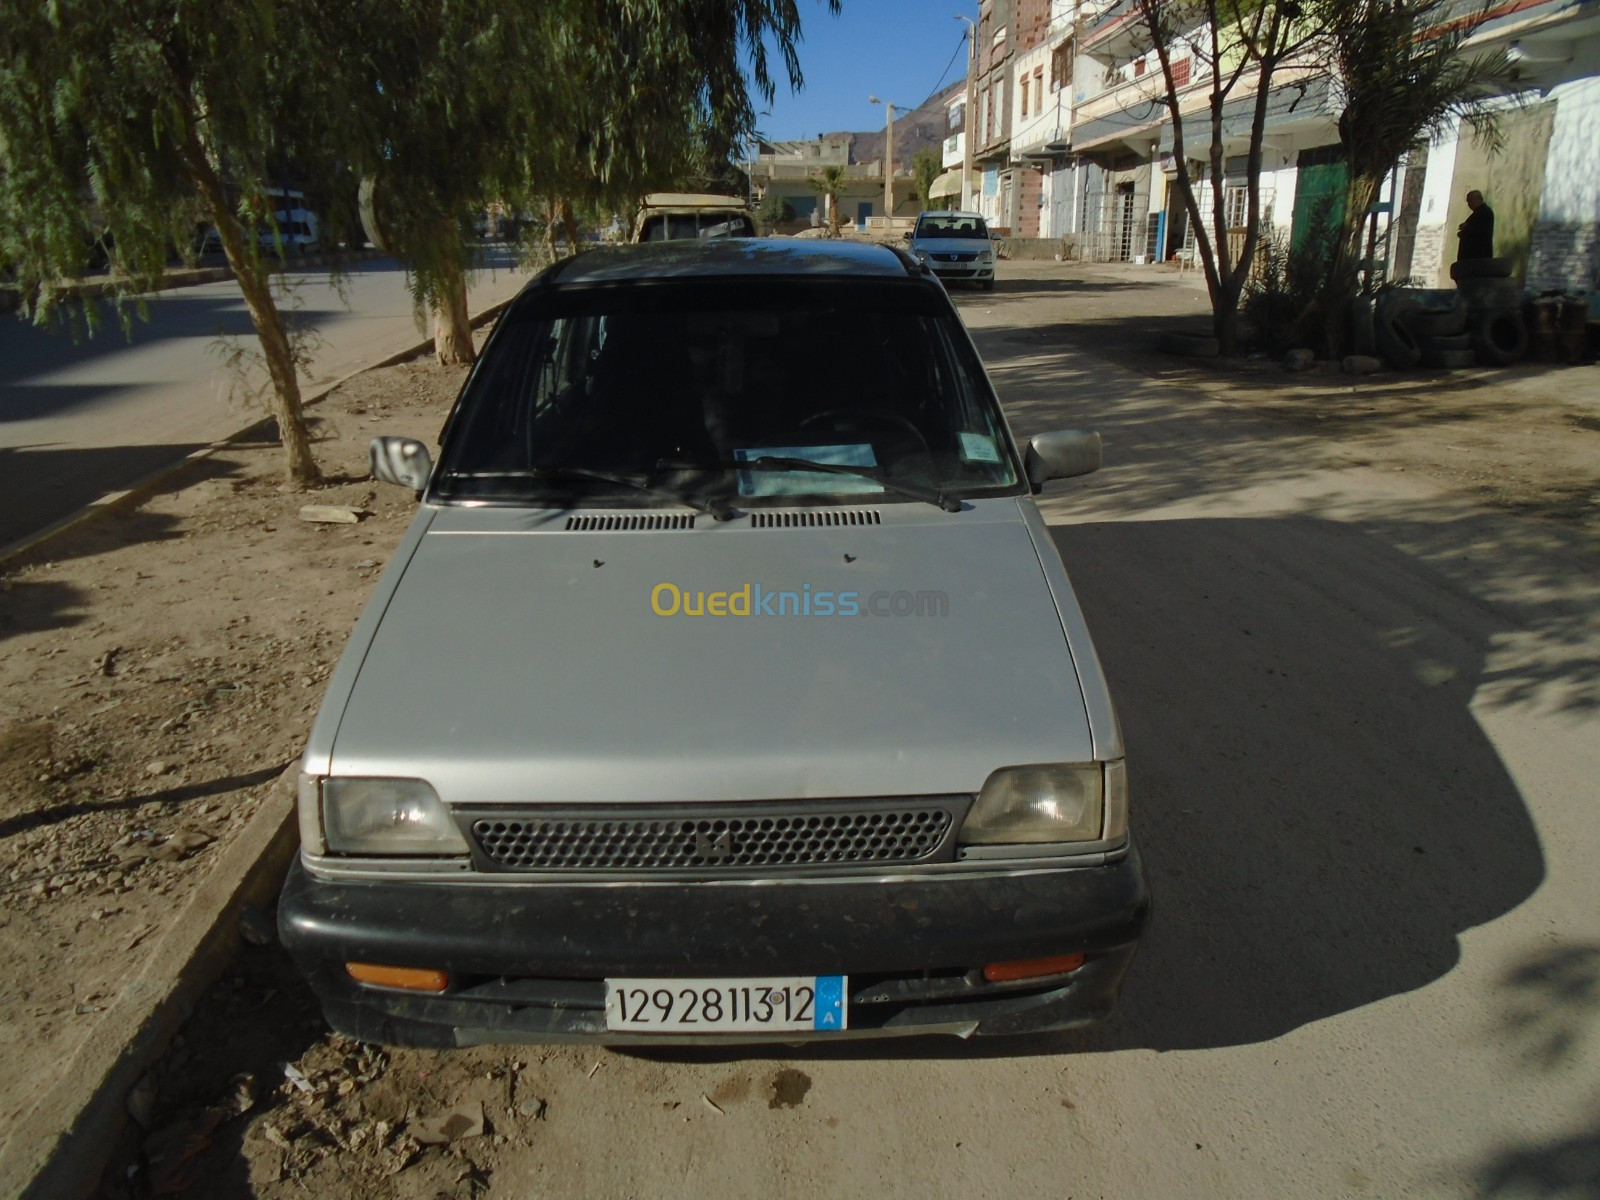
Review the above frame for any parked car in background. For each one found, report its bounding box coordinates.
[280,237,1146,1047]
[633,193,755,242]
[906,210,996,291]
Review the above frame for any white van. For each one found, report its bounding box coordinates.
[260,189,322,256]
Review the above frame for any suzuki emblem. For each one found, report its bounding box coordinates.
[696,829,733,861]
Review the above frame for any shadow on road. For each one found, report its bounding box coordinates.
[632,513,1546,1064]
[0,292,348,406]
[0,762,287,839]
[0,444,232,561]
[1052,516,1543,1051]
[1469,941,1600,1197]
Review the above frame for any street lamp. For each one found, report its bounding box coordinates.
[869,96,895,227]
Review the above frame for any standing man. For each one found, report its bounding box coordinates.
[1457,190,1495,261]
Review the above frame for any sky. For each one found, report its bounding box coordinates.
[751,1,983,142]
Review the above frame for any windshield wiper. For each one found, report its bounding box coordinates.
[747,456,961,513]
[441,468,734,521]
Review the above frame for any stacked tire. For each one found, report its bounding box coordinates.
[1450,257,1528,367]
[1407,297,1475,369]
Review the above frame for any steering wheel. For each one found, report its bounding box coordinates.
[798,408,932,458]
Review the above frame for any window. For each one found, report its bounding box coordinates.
[1020,78,1029,117]
[1170,57,1191,87]
[1034,66,1044,102]
[1050,41,1073,92]
[1134,57,1146,78]
[1224,186,1248,230]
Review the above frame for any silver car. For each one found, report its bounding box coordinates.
[906,210,997,291]
[280,238,1147,1046]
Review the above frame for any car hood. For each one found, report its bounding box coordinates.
[324,500,1091,804]
[913,237,992,255]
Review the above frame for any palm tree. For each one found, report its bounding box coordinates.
[810,165,848,237]
[1316,0,1514,349]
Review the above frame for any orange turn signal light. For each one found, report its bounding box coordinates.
[982,953,1086,983]
[346,962,451,993]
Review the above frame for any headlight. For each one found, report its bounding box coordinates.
[913,248,931,261]
[960,763,1122,845]
[318,777,470,856]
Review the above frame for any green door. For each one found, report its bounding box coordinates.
[1291,154,1348,262]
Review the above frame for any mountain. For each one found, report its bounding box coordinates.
[832,82,963,171]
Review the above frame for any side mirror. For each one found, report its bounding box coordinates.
[902,230,914,241]
[370,436,433,493]
[1025,430,1101,491]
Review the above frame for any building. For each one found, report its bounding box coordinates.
[954,0,1599,298]
[1401,0,1600,294]
[1007,0,1077,236]
[749,87,961,231]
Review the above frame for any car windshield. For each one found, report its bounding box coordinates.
[433,278,1020,508]
[639,212,756,241]
[916,215,988,240]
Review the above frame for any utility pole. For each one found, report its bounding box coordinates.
[885,102,895,222]
[871,96,896,227]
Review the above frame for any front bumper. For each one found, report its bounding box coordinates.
[278,844,1148,1046]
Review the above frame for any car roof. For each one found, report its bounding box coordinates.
[918,210,985,221]
[550,238,918,285]
[638,192,747,209]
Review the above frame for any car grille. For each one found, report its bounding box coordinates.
[749,509,881,528]
[465,800,966,874]
[933,252,978,263]
[565,513,696,531]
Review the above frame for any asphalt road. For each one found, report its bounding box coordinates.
[0,248,531,550]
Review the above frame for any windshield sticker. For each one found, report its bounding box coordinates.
[732,443,880,497]
[958,432,1002,464]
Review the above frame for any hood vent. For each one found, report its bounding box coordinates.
[751,509,882,529]
[565,513,696,532]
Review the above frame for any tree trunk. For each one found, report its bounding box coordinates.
[560,200,580,249]
[545,198,561,259]
[180,131,319,486]
[432,251,476,366]
[1214,300,1241,358]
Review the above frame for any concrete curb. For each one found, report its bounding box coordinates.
[0,295,513,571]
[0,770,299,1200]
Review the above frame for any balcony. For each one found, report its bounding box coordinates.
[942,131,967,169]
[1080,0,1205,64]
[1011,91,1070,158]
[1079,0,1144,63]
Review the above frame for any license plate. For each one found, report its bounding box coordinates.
[604,976,847,1033]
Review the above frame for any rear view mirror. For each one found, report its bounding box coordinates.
[370,436,433,493]
[1025,430,1102,491]
[902,230,913,241]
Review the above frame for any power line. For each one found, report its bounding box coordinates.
[922,29,972,105]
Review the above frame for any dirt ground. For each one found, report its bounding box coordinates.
[0,260,1594,1198]
[975,260,1600,534]
[0,343,480,1164]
